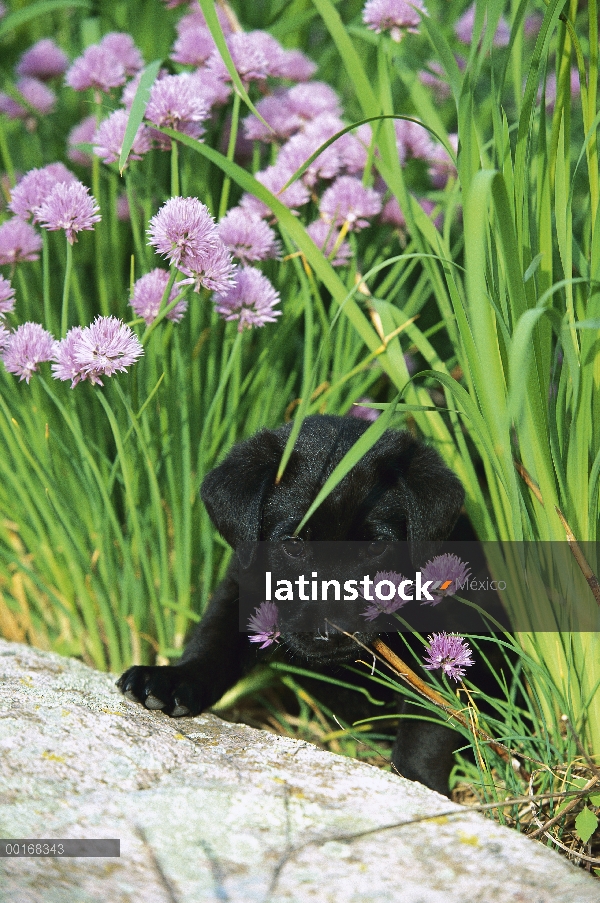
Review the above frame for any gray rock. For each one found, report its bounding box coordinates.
[0,638,597,903]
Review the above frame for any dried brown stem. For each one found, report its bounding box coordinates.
[324,622,517,766]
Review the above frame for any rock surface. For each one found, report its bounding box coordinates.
[0,638,598,903]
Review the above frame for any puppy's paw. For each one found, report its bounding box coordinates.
[116,664,207,717]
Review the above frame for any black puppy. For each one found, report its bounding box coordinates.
[117,415,465,793]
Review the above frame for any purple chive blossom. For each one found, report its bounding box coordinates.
[2,322,55,383]
[71,316,143,384]
[245,31,289,79]
[320,175,382,231]
[418,61,452,103]
[36,181,101,244]
[176,5,232,36]
[51,326,92,388]
[0,218,42,265]
[147,196,220,269]
[65,44,126,93]
[420,554,471,606]
[349,397,380,422]
[339,123,372,175]
[0,274,15,315]
[93,110,153,165]
[287,82,342,122]
[190,68,231,108]
[0,323,9,353]
[207,32,269,85]
[0,78,56,118]
[381,193,443,230]
[171,25,216,66]
[423,632,474,681]
[131,269,188,325]
[395,119,436,163]
[307,219,352,267]
[145,73,209,145]
[454,4,510,47]
[9,163,77,222]
[278,131,342,187]
[16,39,69,81]
[540,69,581,112]
[148,197,236,294]
[362,0,427,41]
[524,14,543,39]
[214,266,281,331]
[243,91,302,143]
[361,571,408,621]
[240,164,310,219]
[428,134,458,189]
[100,33,144,77]
[67,115,97,167]
[247,601,281,649]
[116,194,132,222]
[17,77,57,114]
[276,49,317,82]
[178,240,235,294]
[217,207,280,265]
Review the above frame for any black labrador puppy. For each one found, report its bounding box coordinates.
[117,414,465,794]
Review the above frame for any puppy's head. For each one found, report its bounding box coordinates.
[201,415,464,661]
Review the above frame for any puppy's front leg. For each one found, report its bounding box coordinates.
[391,700,457,796]
[117,564,247,717]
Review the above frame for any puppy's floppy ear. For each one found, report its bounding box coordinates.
[375,430,464,558]
[200,429,281,565]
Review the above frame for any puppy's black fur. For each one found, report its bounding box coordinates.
[117,415,465,794]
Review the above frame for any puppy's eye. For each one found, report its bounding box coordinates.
[282,538,307,559]
[367,541,389,558]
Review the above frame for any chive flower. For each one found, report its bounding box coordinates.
[217,207,280,265]
[207,32,270,86]
[100,33,144,77]
[243,91,302,143]
[67,115,97,167]
[454,4,510,47]
[145,73,209,144]
[51,326,91,387]
[213,266,281,331]
[274,49,317,82]
[36,181,101,244]
[247,601,281,649]
[0,78,56,118]
[131,269,188,325]
[420,553,471,605]
[423,632,474,681]
[0,323,9,353]
[286,82,342,121]
[9,163,77,222]
[360,571,408,621]
[0,275,16,315]
[306,219,352,267]
[320,175,382,231]
[362,0,427,41]
[65,44,126,93]
[0,217,42,265]
[171,25,216,67]
[68,316,143,385]
[16,39,69,81]
[93,110,152,166]
[349,398,380,423]
[240,163,310,218]
[2,322,55,383]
